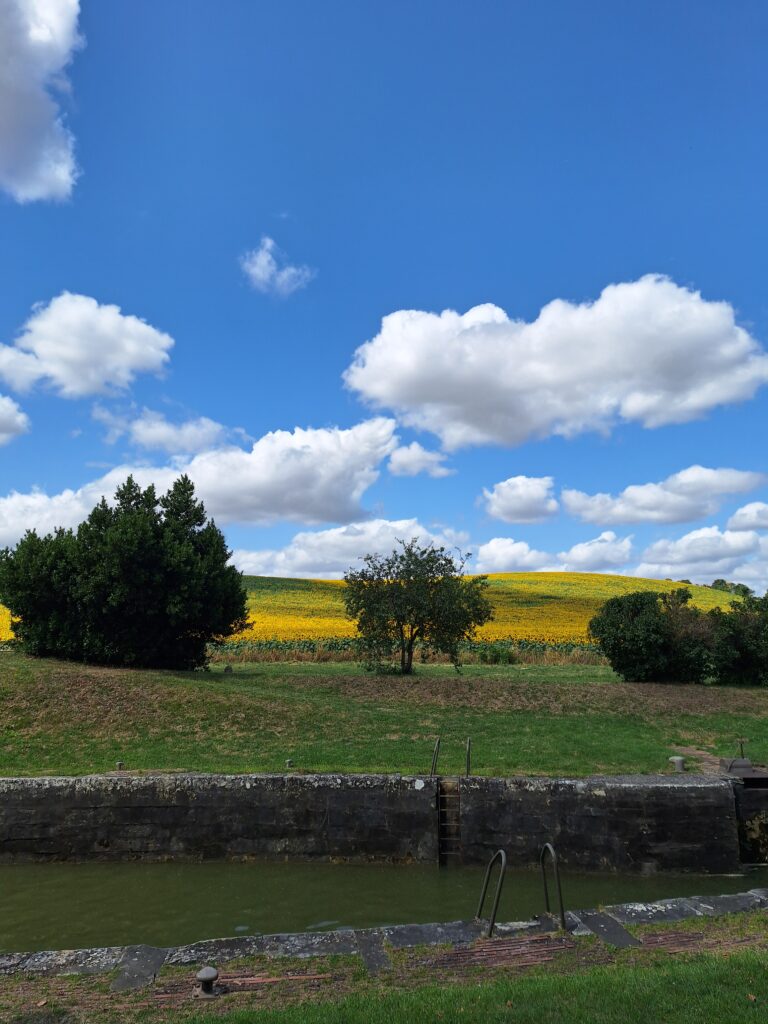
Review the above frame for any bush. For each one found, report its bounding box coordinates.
[0,475,247,670]
[588,588,709,683]
[590,587,768,685]
[479,643,517,665]
[708,596,768,686]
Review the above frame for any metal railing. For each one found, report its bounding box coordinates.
[430,736,473,778]
[539,842,567,931]
[430,737,441,777]
[475,848,507,937]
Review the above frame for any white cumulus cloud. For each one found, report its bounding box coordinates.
[387,441,453,478]
[727,538,768,594]
[93,406,229,455]
[474,537,554,573]
[0,465,179,547]
[727,502,768,532]
[183,418,397,525]
[558,531,633,572]
[232,518,469,579]
[0,418,398,546]
[482,475,558,523]
[0,394,30,445]
[0,293,174,398]
[563,465,765,525]
[240,237,316,297]
[474,531,632,574]
[635,527,761,582]
[0,0,82,202]
[344,275,768,449]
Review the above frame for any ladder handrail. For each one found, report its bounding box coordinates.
[475,848,507,937]
[430,737,441,777]
[539,842,567,931]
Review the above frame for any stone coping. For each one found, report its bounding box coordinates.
[2,888,766,978]
[0,771,737,785]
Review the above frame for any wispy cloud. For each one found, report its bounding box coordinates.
[240,236,316,297]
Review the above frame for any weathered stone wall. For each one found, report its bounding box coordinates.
[0,774,438,863]
[733,784,768,863]
[459,775,741,873]
[0,771,746,871]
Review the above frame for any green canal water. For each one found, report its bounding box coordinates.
[2,861,767,954]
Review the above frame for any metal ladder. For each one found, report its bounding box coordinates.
[473,843,567,939]
[475,848,507,937]
[431,737,472,865]
[437,777,461,864]
[540,842,567,931]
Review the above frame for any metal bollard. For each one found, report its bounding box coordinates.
[195,965,219,998]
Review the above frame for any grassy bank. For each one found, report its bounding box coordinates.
[2,652,767,777]
[186,954,768,1024]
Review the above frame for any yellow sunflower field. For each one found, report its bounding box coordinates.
[0,572,734,649]
[233,572,732,646]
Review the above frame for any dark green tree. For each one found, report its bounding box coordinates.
[708,595,768,687]
[343,539,492,674]
[710,578,755,598]
[0,526,80,660]
[0,475,247,669]
[589,588,710,683]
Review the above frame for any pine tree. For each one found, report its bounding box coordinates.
[0,475,247,669]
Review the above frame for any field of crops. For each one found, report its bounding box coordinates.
[235,572,732,647]
[0,572,735,649]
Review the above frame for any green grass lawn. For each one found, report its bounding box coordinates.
[7,956,768,1024]
[185,954,768,1024]
[2,652,767,777]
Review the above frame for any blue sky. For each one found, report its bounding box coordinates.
[1,0,768,586]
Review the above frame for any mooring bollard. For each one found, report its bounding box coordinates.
[195,965,219,998]
[115,761,124,771]
[668,756,685,773]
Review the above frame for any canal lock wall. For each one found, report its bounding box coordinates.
[0,771,763,872]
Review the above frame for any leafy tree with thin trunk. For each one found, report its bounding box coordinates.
[343,539,492,674]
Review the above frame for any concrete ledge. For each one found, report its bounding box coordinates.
[2,889,766,978]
